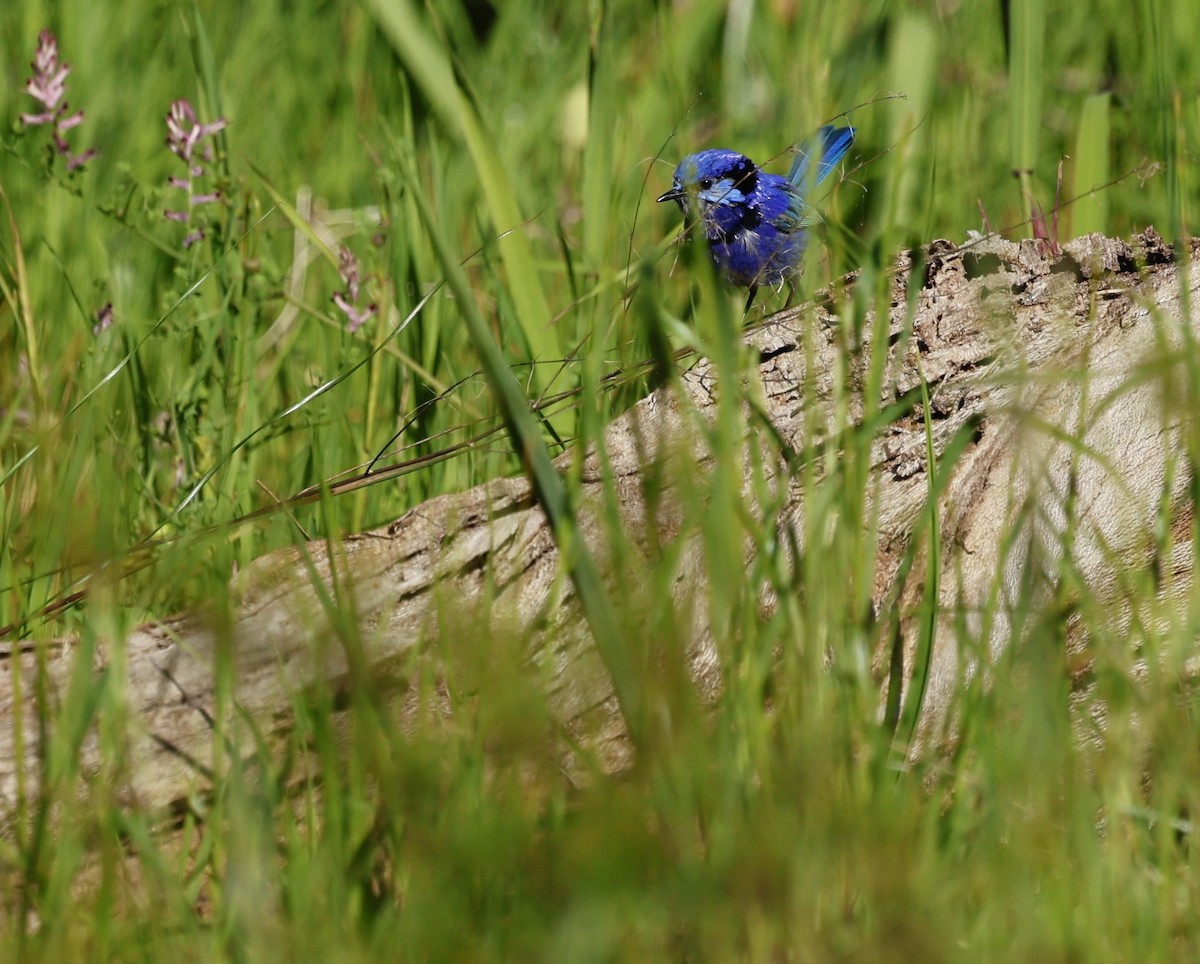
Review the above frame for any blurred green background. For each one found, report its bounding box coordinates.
[3,0,1200,958]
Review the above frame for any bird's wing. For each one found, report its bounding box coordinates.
[768,181,818,234]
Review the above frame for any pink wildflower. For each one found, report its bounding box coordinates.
[332,246,378,332]
[162,99,228,248]
[20,30,96,172]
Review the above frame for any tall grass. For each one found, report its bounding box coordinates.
[2,0,1200,958]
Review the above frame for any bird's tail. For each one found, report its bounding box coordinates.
[788,125,855,189]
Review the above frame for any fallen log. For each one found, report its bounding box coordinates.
[1,229,1192,820]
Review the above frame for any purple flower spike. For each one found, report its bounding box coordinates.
[20,30,96,172]
[165,99,228,163]
[332,246,378,333]
[25,32,69,111]
[162,98,229,249]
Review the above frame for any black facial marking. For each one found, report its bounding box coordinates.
[718,156,758,197]
[705,156,763,241]
[707,156,762,239]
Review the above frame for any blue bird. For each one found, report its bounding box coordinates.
[657,125,855,311]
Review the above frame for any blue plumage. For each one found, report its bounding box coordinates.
[657,125,855,310]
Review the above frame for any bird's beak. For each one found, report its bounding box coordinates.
[657,187,684,204]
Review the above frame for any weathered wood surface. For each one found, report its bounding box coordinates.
[1,230,1194,819]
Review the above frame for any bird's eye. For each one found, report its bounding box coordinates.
[698,177,713,190]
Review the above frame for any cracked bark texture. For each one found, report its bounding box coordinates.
[1,230,1195,820]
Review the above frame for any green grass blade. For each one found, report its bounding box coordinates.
[886,10,938,232]
[363,0,558,368]
[1009,0,1045,229]
[1072,93,1111,236]
[397,149,643,743]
